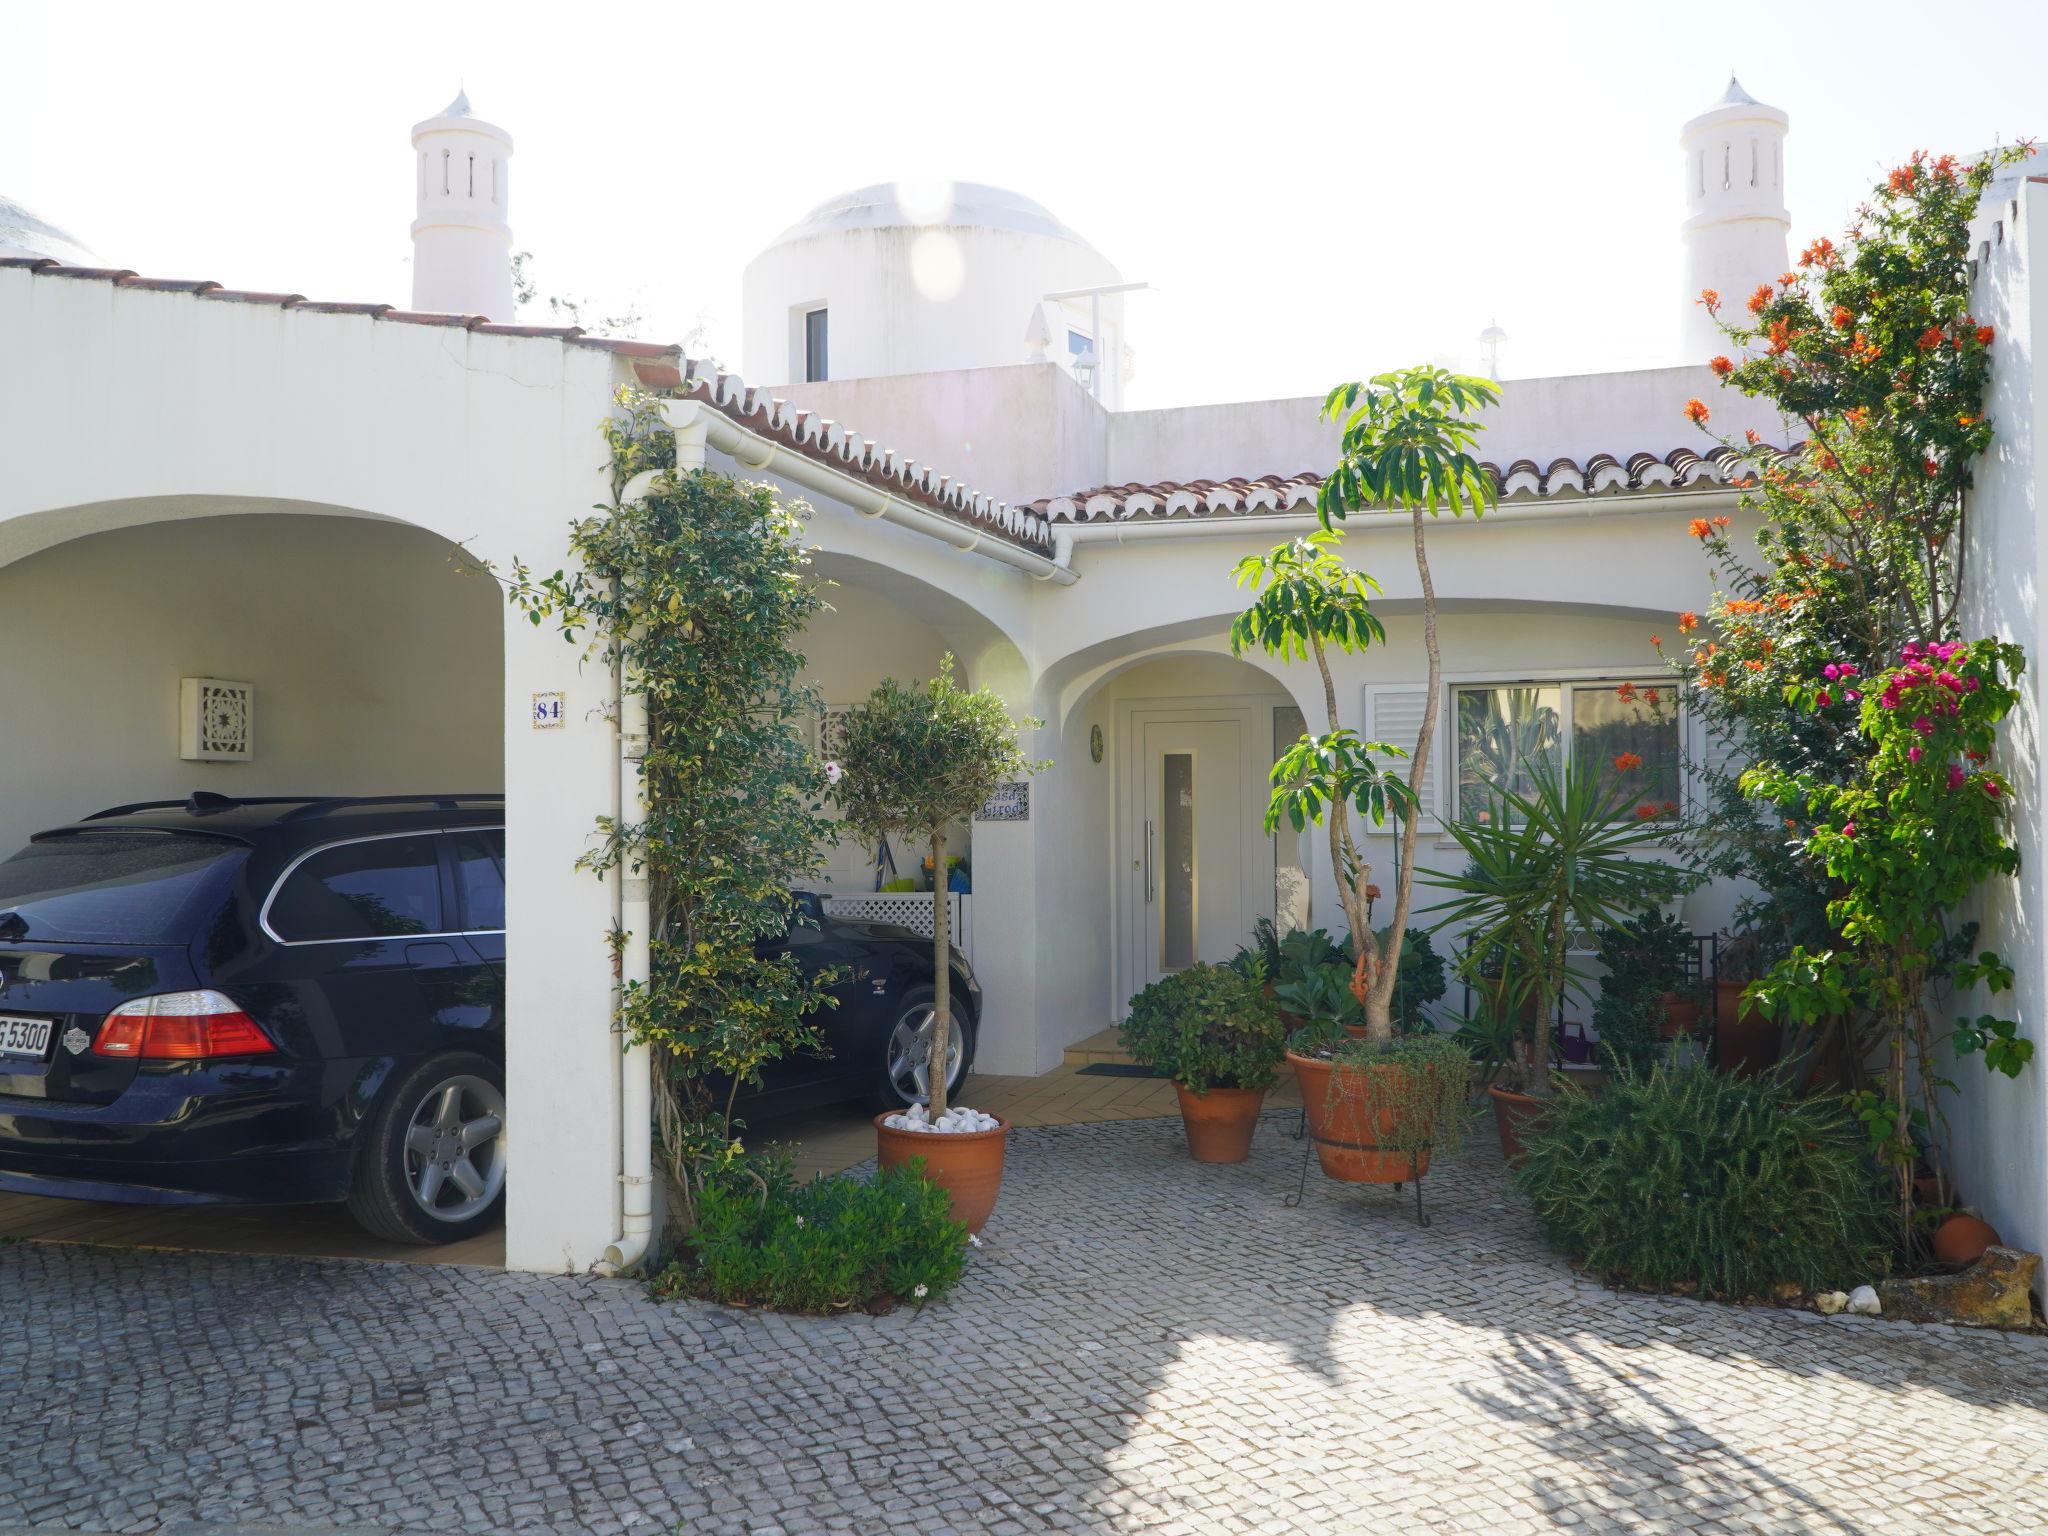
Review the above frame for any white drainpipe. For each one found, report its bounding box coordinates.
[597,666,655,1276]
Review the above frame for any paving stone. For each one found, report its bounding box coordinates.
[5,1114,2048,1533]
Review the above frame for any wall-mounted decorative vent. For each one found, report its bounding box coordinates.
[179,678,254,762]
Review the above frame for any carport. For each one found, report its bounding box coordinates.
[0,260,628,1271]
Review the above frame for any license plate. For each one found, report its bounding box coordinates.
[0,1014,54,1060]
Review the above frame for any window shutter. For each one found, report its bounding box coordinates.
[1363,685,1443,829]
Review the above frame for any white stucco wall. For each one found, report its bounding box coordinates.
[0,515,502,855]
[1947,175,2048,1272]
[742,206,1130,405]
[765,364,1110,510]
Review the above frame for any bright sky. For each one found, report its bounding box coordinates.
[5,0,2044,409]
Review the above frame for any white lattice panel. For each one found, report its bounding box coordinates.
[821,892,972,959]
[179,677,254,762]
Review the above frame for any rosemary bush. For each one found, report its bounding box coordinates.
[1514,1061,1891,1300]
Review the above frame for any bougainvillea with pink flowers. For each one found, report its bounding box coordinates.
[1746,639,2029,1231]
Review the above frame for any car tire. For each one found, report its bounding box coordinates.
[346,1051,507,1245]
[871,986,977,1112]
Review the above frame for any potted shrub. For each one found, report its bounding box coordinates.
[1120,962,1288,1163]
[1285,1027,1471,1187]
[1595,908,1701,1039]
[1427,756,1696,1162]
[832,657,1046,1233]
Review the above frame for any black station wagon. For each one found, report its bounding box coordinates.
[0,794,978,1244]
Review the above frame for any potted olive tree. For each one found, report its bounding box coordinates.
[1121,962,1288,1163]
[831,656,1045,1233]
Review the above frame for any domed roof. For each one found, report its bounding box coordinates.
[766,181,1095,251]
[0,195,93,265]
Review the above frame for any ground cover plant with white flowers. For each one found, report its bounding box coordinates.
[650,1160,970,1313]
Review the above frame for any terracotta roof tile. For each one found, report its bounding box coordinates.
[1035,446,1791,522]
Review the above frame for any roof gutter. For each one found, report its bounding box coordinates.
[1048,487,1748,555]
[660,398,1078,586]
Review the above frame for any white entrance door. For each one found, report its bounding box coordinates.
[1137,717,1247,987]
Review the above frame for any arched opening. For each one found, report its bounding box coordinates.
[0,507,508,1265]
[1051,644,1306,1032]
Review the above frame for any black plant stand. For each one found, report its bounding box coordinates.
[1284,1132,1431,1227]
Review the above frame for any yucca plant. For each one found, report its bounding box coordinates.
[1426,756,1696,1095]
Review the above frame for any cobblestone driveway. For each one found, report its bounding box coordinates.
[8,1114,2048,1535]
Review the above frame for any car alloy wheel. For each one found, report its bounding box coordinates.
[886,1003,967,1106]
[401,1073,506,1224]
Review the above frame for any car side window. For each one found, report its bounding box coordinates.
[268,836,444,942]
[452,830,505,932]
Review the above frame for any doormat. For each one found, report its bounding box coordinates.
[1075,1062,1164,1078]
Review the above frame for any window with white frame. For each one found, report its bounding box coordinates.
[803,308,829,383]
[1452,679,1682,825]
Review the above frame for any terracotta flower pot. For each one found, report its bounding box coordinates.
[1660,992,1701,1039]
[1487,1083,1545,1166]
[1712,979,1780,1077]
[1286,1050,1431,1185]
[1172,1082,1267,1164]
[873,1112,1009,1235]
[1933,1212,2001,1268]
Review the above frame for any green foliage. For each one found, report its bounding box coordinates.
[1229,531,1386,663]
[1747,639,2032,1220]
[502,388,837,1232]
[1427,756,1696,1094]
[830,657,1045,846]
[1121,962,1288,1093]
[1596,909,1698,1008]
[1319,1031,1474,1158]
[1590,989,1665,1075]
[1382,924,1447,1025]
[1514,1062,1893,1301]
[1316,367,1502,528]
[1273,963,1362,1032]
[653,1161,969,1313]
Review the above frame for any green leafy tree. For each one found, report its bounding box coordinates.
[1232,366,1499,1041]
[831,658,1046,1116]
[502,388,837,1229]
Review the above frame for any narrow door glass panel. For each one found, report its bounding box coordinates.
[1271,705,1309,934]
[1161,752,1195,970]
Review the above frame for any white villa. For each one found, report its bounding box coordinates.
[3,81,2044,1279]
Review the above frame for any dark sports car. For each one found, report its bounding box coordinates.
[0,794,977,1243]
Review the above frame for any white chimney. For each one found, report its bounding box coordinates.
[409,89,514,320]
[1679,77,1790,362]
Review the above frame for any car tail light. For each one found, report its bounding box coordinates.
[93,991,277,1060]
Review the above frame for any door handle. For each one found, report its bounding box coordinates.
[1145,819,1155,904]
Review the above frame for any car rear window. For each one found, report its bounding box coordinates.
[0,832,244,944]
[267,835,444,942]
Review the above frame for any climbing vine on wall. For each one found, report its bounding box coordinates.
[503,387,838,1230]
